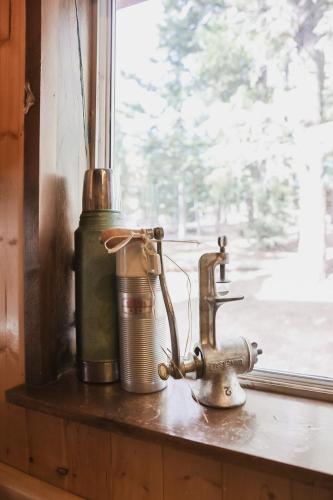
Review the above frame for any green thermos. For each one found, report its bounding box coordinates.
[75,168,122,383]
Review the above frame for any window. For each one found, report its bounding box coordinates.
[115,0,333,396]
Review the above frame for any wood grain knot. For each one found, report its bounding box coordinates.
[56,467,69,476]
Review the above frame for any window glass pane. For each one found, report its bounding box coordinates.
[115,0,333,378]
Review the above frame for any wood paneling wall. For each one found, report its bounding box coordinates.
[2,409,332,500]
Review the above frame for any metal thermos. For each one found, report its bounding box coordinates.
[102,230,169,393]
[75,168,122,383]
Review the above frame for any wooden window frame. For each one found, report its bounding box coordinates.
[117,0,333,403]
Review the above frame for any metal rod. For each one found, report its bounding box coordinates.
[88,0,98,169]
[156,240,181,372]
[75,0,90,165]
[95,0,116,171]
[151,239,200,244]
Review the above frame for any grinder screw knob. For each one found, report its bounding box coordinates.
[218,235,227,251]
[158,363,170,380]
[154,227,164,240]
[217,235,229,284]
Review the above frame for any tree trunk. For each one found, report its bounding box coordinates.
[295,48,326,281]
[215,197,222,233]
[295,134,326,281]
[292,2,327,281]
[245,195,254,224]
[194,199,201,237]
[150,180,159,226]
[177,180,186,239]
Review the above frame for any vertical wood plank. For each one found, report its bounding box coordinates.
[1,404,28,471]
[66,421,112,500]
[23,0,43,384]
[26,410,69,490]
[223,463,333,500]
[163,447,222,500]
[0,0,10,42]
[111,433,163,500]
[0,461,84,500]
[291,481,333,500]
[0,0,27,471]
[24,0,92,385]
[223,463,291,500]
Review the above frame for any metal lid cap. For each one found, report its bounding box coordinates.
[82,168,115,211]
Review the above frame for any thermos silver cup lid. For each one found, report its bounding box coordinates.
[82,168,115,211]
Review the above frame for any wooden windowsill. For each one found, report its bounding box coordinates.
[6,370,333,488]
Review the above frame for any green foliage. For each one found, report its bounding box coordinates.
[116,0,333,247]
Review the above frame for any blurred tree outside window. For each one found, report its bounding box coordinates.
[115,0,333,378]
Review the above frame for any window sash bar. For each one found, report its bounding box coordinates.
[240,369,333,402]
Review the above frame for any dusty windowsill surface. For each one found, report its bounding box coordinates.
[6,369,333,487]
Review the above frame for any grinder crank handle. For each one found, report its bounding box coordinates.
[154,227,182,374]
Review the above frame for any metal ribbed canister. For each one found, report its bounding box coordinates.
[117,275,168,393]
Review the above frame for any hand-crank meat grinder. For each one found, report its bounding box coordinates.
[156,228,262,408]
